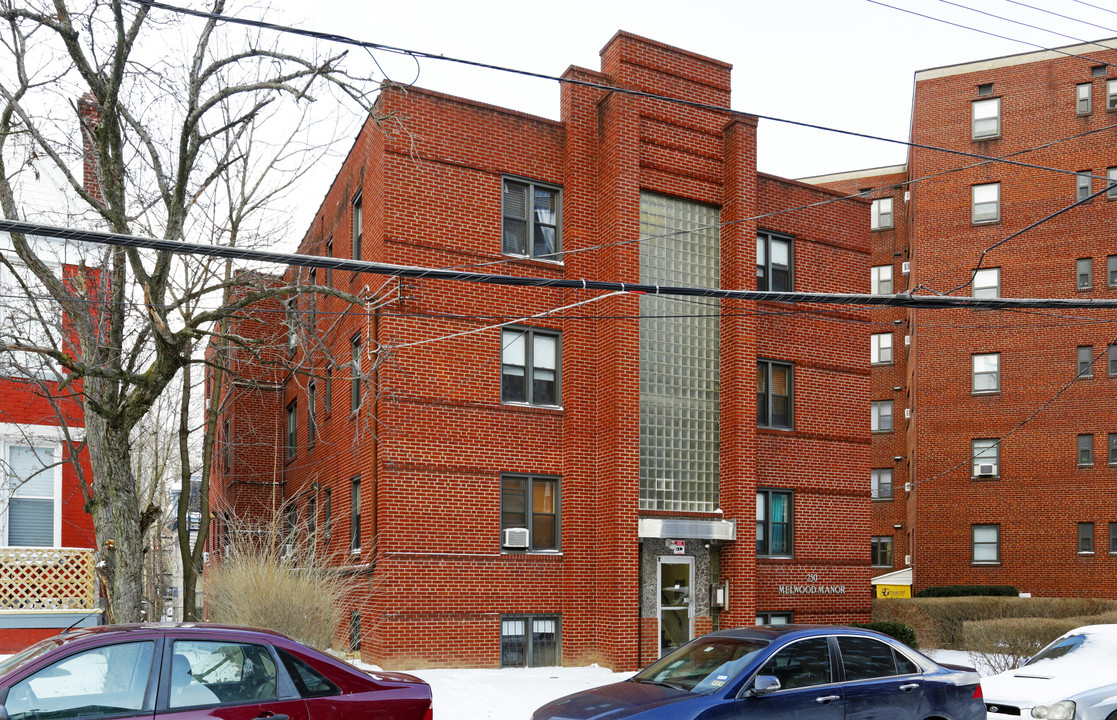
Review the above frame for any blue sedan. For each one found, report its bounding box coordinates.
[532,625,984,720]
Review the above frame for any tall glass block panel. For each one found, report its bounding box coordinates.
[639,192,720,512]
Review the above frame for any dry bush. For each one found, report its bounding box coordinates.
[914,597,1117,648]
[205,514,349,651]
[872,599,941,649]
[964,617,1081,674]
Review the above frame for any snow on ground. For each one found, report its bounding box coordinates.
[925,648,997,675]
[355,661,635,720]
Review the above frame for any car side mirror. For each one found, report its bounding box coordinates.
[749,675,781,696]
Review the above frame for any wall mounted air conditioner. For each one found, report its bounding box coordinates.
[904,335,911,346]
[976,463,998,476]
[904,191,910,203]
[904,407,911,419]
[901,261,911,274]
[503,527,530,548]
[904,555,912,565]
[202,551,210,565]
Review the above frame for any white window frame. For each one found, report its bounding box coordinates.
[972,183,1000,224]
[1078,434,1094,467]
[972,353,1000,394]
[870,198,894,230]
[1078,258,1094,290]
[1108,79,1117,111]
[871,468,893,500]
[972,439,1000,477]
[1108,168,1117,200]
[871,333,893,365]
[1078,82,1093,115]
[972,98,1001,139]
[871,265,893,295]
[972,267,1000,299]
[972,524,1000,564]
[871,401,893,433]
[1077,172,1093,202]
[0,430,64,548]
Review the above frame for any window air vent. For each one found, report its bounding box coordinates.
[901,261,911,274]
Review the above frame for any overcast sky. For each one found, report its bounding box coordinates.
[272,0,1117,190]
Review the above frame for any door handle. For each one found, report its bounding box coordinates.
[254,715,289,720]
[815,695,841,704]
[899,683,920,692]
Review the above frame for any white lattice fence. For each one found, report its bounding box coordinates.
[0,547,97,609]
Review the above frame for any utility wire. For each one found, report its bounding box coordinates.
[936,0,1117,50]
[1002,0,1117,35]
[8,217,1117,310]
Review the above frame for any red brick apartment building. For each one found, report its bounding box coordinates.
[0,236,99,651]
[808,39,1117,597]
[213,31,871,669]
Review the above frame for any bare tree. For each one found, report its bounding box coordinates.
[0,0,380,622]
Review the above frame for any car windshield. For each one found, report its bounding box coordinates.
[0,638,63,677]
[1027,634,1088,665]
[633,638,768,693]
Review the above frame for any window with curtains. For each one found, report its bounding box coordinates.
[501,178,561,260]
[501,615,560,667]
[500,474,559,552]
[501,327,559,406]
[2,443,59,547]
[756,489,793,557]
[757,360,793,430]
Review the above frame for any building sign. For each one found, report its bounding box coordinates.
[875,584,911,599]
[667,540,685,555]
[777,573,847,596]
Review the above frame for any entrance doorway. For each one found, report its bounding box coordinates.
[657,556,693,656]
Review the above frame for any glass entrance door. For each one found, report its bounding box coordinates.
[658,556,694,656]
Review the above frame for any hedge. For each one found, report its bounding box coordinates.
[851,621,919,649]
[916,585,1018,598]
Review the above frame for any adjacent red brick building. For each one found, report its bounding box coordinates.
[214,32,871,669]
[809,39,1117,597]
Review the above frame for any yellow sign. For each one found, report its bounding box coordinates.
[875,584,911,599]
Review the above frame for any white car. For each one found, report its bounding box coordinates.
[983,624,1117,720]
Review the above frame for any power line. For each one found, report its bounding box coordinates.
[936,0,1117,50]
[1002,0,1117,35]
[10,217,1117,310]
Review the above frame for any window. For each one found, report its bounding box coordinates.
[307,495,316,537]
[972,439,1000,477]
[757,360,793,429]
[871,333,893,365]
[501,615,560,668]
[500,474,559,551]
[1077,172,1093,202]
[973,524,1000,563]
[169,640,277,708]
[284,298,297,349]
[871,469,893,500]
[838,636,918,680]
[871,265,893,294]
[871,198,894,230]
[285,401,297,460]
[1108,79,1117,110]
[1111,434,1117,465]
[352,191,362,261]
[349,611,361,651]
[972,98,1000,139]
[222,417,231,471]
[871,401,893,432]
[1110,522,1117,553]
[501,327,559,405]
[1078,345,1094,377]
[308,268,317,328]
[283,503,296,556]
[872,536,893,567]
[307,381,316,447]
[1109,256,1117,287]
[756,613,793,625]
[4,641,155,720]
[323,488,332,540]
[325,237,333,285]
[324,364,333,415]
[972,353,1000,393]
[2,443,60,547]
[277,649,339,698]
[1079,434,1094,466]
[972,267,1000,299]
[972,183,1000,224]
[502,178,561,259]
[349,476,360,552]
[756,489,792,557]
[1078,82,1093,114]
[1109,168,1117,199]
[756,231,792,292]
[1079,522,1095,553]
[757,637,832,690]
[350,334,361,413]
[1078,258,1093,289]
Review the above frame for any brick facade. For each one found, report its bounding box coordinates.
[810,40,1117,597]
[214,31,870,669]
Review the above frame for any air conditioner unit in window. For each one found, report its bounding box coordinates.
[503,527,530,548]
[901,261,911,274]
[976,463,998,476]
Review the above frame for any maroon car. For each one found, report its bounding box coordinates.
[0,624,432,720]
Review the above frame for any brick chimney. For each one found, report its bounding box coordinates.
[77,92,103,203]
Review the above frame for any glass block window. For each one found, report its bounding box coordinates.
[638,193,720,513]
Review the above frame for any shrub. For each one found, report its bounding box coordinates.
[872,599,941,649]
[205,514,350,651]
[963,617,1079,674]
[916,585,1018,598]
[914,597,1117,649]
[852,621,918,648]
